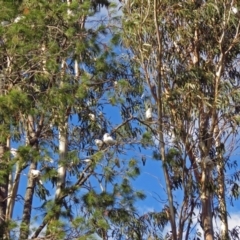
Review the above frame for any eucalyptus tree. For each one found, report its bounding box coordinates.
[122,0,240,239]
[0,0,147,239]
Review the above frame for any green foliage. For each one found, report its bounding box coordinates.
[0,89,30,115]
[82,190,114,209]
[141,131,154,147]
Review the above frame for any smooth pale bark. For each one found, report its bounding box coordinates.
[217,165,229,240]
[52,59,69,215]
[201,198,214,240]
[201,170,214,240]
[46,58,69,235]
[214,125,229,240]
[7,146,24,220]
[19,162,37,239]
[6,163,21,220]
[55,124,68,201]
[19,115,39,239]
[53,0,75,213]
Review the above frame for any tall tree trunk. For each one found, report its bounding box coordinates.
[6,163,22,221]
[19,162,37,239]
[0,53,11,239]
[0,139,9,239]
[6,148,24,240]
[7,145,24,221]
[55,123,68,202]
[201,169,214,240]
[217,164,228,239]
[45,120,68,237]
[154,1,177,238]
[214,125,229,239]
[53,0,74,217]
[46,58,69,236]
[193,15,215,236]
[19,115,38,240]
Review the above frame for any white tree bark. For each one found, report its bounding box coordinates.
[55,123,68,200]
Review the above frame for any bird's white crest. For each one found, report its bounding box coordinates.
[14,16,25,23]
[103,133,116,145]
[231,6,238,14]
[145,108,152,120]
[95,139,103,148]
[31,169,41,177]
[88,113,96,121]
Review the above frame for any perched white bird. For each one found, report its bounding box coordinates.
[196,156,214,166]
[95,139,103,148]
[195,157,201,164]
[14,16,25,23]
[31,169,41,178]
[231,6,238,14]
[103,133,116,145]
[88,113,96,121]
[10,148,18,158]
[203,156,213,165]
[145,107,152,120]
[31,169,43,184]
[114,81,118,87]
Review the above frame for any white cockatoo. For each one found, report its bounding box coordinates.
[31,169,41,177]
[231,6,238,14]
[195,157,201,164]
[10,148,18,158]
[196,156,214,166]
[95,139,103,148]
[14,16,25,23]
[103,133,116,145]
[145,107,152,120]
[88,113,96,121]
[31,169,43,185]
[203,156,213,165]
